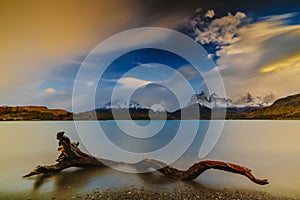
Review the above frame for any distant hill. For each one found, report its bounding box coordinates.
[0,106,73,121]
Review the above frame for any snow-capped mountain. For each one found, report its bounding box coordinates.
[232,92,275,108]
[189,92,233,108]
[190,92,275,108]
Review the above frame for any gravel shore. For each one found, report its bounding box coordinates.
[74,185,294,200]
[2,184,294,200]
[11,185,290,200]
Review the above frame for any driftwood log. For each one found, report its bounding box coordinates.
[23,131,268,185]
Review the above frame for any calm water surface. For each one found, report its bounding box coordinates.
[0,121,300,198]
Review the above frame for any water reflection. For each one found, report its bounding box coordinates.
[29,166,180,194]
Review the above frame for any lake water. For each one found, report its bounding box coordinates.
[0,120,300,198]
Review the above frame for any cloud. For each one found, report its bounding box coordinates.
[260,13,298,25]
[207,54,215,59]
[195,11,246,45]
[87,81,95,86]
[105,77,153,108]
[0,1,138,91]
[205,10,215,18]
[0,1,185,104]
[212,13,300,98]
[259,52,300,73]
[130,83,180,111]
[176,65,200,80]
[110,76,178,111]
[117,77,152,89]
[0,1,186,109]
[191,10,300,99]
[44,88,56,94]
[12,84,72,110]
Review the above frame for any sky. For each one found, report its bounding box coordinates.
[1,0,300,112]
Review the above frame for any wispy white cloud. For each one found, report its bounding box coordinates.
[260,12,298,24]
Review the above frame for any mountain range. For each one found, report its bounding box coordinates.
[0,93,299,120]
[75,93,299,120]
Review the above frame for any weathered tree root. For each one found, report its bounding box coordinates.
[23,131,268,185]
